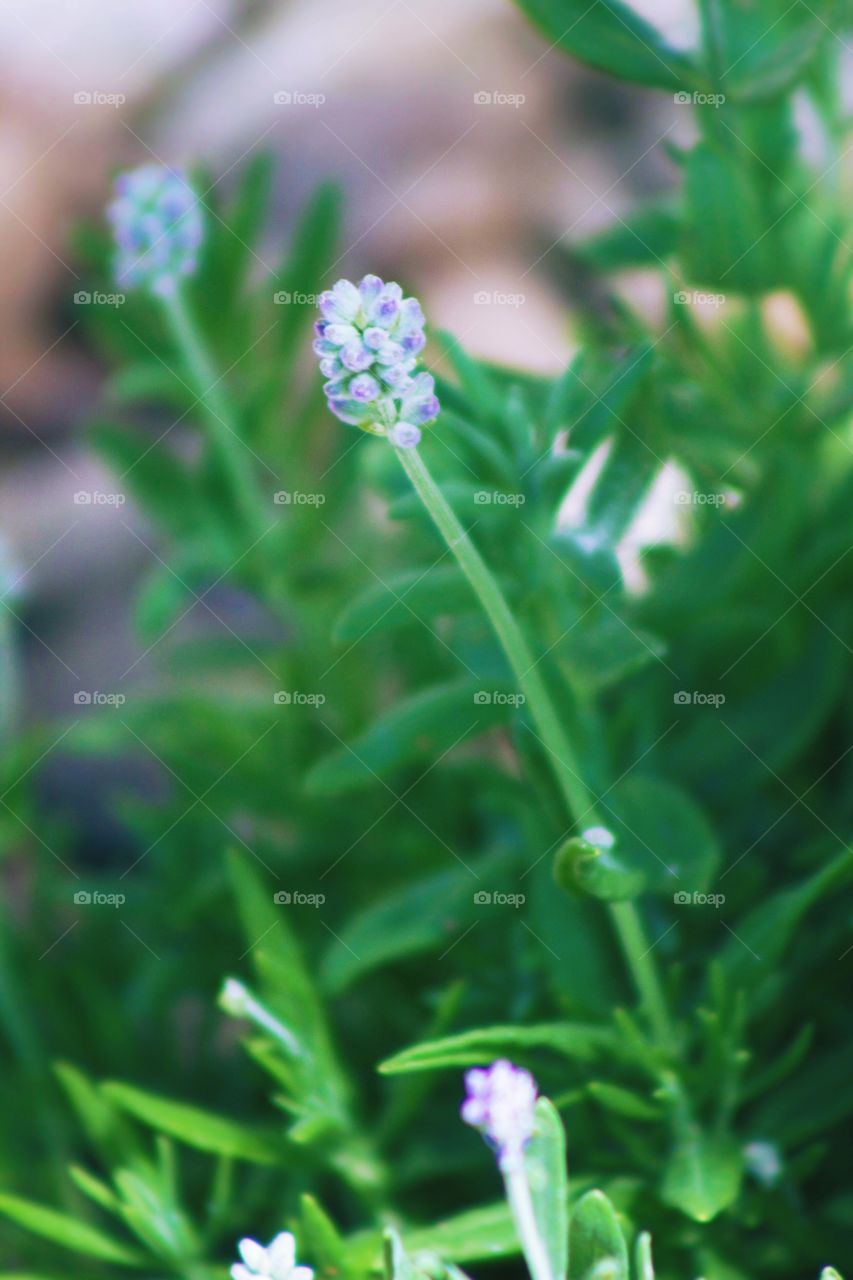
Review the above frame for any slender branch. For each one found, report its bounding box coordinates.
[396,446,594,821]
[395,444,674,1045]
[505,1162,555,1280]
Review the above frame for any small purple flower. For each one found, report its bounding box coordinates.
[350,373,381,402]
[107,164,202,297]
[462,1060,537,1170]
[400,372,441,426]
[388,422,421,449]
[318,280,361,324]
[314,274,438,443]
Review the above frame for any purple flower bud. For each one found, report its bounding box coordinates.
[399,297,425,326]
[324,323,359,347]
[358,274,384,307]
[381,364,415,391]
[374,340,406,366]
[318,280,361,323]
[462,1060,537,1171]
[363,327,387,351]
[388,422,421,448]
[350,373,381,403]
[341,341,374,373]
[400,329,426,355]
[400,372,440,426]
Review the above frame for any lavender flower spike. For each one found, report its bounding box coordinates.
[315,275,439,447]
[462,1059,538,1171]
[107,164,203,298]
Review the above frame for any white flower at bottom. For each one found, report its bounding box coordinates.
[231,1232,313,1280]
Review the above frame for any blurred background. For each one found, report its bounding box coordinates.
[0,0,697,722]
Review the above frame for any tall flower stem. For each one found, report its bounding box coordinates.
[160,288,268,547]
[504,1161,555,1280]
[395,444,673,1045]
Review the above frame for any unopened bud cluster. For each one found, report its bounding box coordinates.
[314,275,439,447]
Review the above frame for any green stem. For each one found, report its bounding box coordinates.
[160,288,268,546]
[395,445,673,1044]
[505,1160,555,1280]
[609,900,673,1046]
[396,446,593,821]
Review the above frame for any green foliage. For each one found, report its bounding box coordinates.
[1,5,852,1280]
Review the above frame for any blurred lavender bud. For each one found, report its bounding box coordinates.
[107,164,202,298]
[315,275,438,443]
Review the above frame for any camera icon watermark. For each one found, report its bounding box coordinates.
[273,491,326,506]
[273,691,327,706]
[73,291,125,307]
[673,289,726,307]
[674,490,727,507]
[73,889,126,907]
[673,890,725,907]
[73,90,126,108]
[473,490,526,506]
[473,91,525,108]
[73,691,126,707]
[273,291,320,305]
[473,690,526,706]
[273,90,326,107]
[674,90,725,108]
[473,889,526,907]
[473,290,526,308]
[73,490,126,506]
[673,690,725,708]
[273,890,326,907]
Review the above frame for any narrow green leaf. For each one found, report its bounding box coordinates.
[403,1202,518,1263]
[322,857,508,994]
[67,1165,121,1214]
[305,678,515,796]
[299,1194,351,1280]
[720,846,853,991]
[574,202,680,272]
[513,0,696,90]
[634,1233,655,1280]
[679,143,777,293]
[54,1060,129,1161]
[379,1023,616,1075]
[0,1194,145,1267]
[586,1082,661,1121]
[705,0,831,101]
[101,1082,283,1165]
[602,775,721,894]
[273,182,342,355]
[333,566,475,644]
